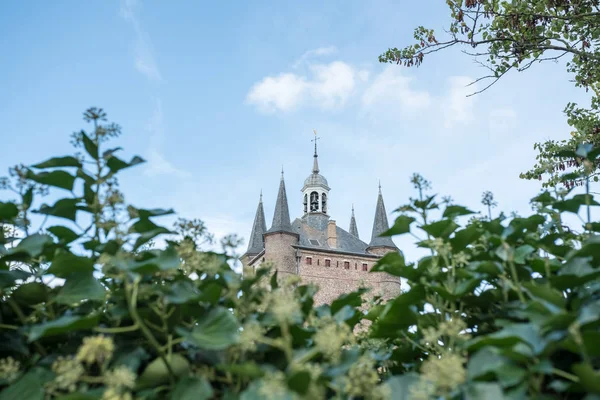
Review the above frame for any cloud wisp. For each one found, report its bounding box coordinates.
[120,0,162,82]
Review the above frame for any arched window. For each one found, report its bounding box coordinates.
[310,191,319,212]
[321,193,327,213]
[303,194,308,213]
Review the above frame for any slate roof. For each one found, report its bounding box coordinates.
[290,213,373,256]
[266,174,295,235]
[369,189,398,249]
[245,193,267,255]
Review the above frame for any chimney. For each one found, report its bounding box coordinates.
[327,220,337,248]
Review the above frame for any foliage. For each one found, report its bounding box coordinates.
[379,0,600,189]
[1,109,600,399]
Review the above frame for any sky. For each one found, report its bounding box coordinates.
[0,1,592,262]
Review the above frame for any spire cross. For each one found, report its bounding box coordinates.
[311,129,320,156]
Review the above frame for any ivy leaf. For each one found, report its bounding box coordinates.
[0,368,53,400]
[47,251,95,278]
[137,355,190,390]
[450,225,483,251]
[465,382,506,400]
[28,314,100,342]
[175,307,239,350]
[2,234,53,262]
[443,205,475,219]
[330,288,368,315]
[106,155,145,174]
[370,252,419,280]
[0,202,18,221]
[513,245,535,264]
[47,226,79,244]
[130,218,172,250]
[553,194,599,214]
[287,371,311,396]
[0,270,31,289]
[171,376,213,400]
[382,215,416,236]
[54,273,106,305]
[26,170,76,191]
[572,363,600,393]
[164,280,201,304]
[116,246,180,274]
[35,198,81,221]
[131,207,175,219]
[385,373,420,400]
[81,131,98,160]
[421,219,459,238]
[32,156,82,169]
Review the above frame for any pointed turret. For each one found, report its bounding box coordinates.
[349,205,359,238]
[245,191,267,256]
[267,171,294,234]
[368,183,397,249]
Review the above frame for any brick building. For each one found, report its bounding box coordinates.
[242,138,400,304]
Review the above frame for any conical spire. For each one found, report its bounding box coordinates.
[349,204,359,238]
[267,172,294,234]
[312,129,320,174]
[246,191,267,255]
[369,184,397,248]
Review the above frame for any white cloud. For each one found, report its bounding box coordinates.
[143,100,191,178]
[361,66,431,113]
[442,76,475,128]
[246,61,360,113]
[120,0,162,82]
[293,46,338,68]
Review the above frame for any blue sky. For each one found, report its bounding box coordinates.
[0,1,590,261]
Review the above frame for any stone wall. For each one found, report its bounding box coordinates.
[263,232,299,279]
[296,248,400,305]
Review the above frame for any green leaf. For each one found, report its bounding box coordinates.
[55,273,106,305]
[47,226,79,244]
[385,373,420,400]
[176,307,239,350]
[513,245,535,264]
[0,368,53,400]
[421,219,459,238]
[450,225,483,251]
[28,314,100,342]
[523,283,565,308]
[134,208,175,219]
[287,370,311,395]
[330,289,368,315]
[382,215,415,236]
[0,270,30,288]
[32,156,81,169]
[468,348,506,380]
[532,191,556,206]
[106,155,145,174]
[47,251,95,278]
[443,205,475,219]
[130,218,173,250]
[553,194,600,214]
[0,202,18,221]
[467,323,546,355]
[171,376,213,400]
[22,187,33,210]
[164,280,200,304]
[35,198,80,221]
[573,363,600,393]
[370,252,419,280]
[465,382,506,400]
[116,246,180,274]
[137,355,190,389]
[81,131,98,160]
[26,170,76,191]
[2,234,53,261]
[12,282,48,305]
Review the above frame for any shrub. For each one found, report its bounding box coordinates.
[0,108,599,399]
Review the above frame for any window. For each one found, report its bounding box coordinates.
[355,262,357,270]
[322,193,327,213]
[362,263,368,271]
[325,259,331,267]
[336,261,339,268]
[303,194,308,213]
[306,257,312,265]
[310,191,319,212]
[344,261,350,270]
[317,259,320,266]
